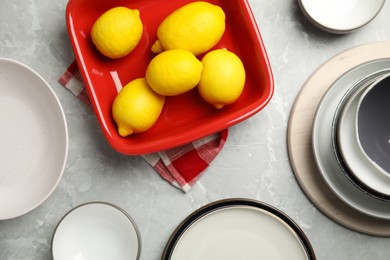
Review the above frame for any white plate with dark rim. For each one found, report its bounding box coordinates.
[312,58,390,219]
[51,202,141,260]
[162,198,316,260]
[0,58,68,220]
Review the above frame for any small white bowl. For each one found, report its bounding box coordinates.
[298,0,386,33]
[357,73,390,175]
[52,202,141,260]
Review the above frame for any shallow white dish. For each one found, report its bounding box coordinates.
[162,199,315,260]
[51,202,141,260]
[312,58,390,219]
[357,73,390,175]
[298,0,386,33]
[0,58,68,220]
[337,72,390,198]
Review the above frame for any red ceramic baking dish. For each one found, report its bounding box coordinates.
[66,0,274,155]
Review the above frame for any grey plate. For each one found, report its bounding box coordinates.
[358,74,390,175]
[332,69,390,201]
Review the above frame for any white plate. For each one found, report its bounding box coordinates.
[312,58,390,219]
[338,72,390,197]
[298,0,385,33]
[0,58,68,220]
[51,202,141,260]
[162,199,315,260]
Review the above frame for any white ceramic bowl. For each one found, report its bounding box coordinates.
[298,0,386,33]
[0,58,68,220]
[337,72,390,198]
[52,202,141,260]
[357,73,390,176]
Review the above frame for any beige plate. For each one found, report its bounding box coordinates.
[288,41,390,236]
[0,58,68,220]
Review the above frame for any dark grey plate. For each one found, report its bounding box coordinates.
[358,74,390,175]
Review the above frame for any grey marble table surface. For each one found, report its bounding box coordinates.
[1,0,390,259]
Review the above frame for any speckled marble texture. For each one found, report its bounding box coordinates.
[1,0,390,259]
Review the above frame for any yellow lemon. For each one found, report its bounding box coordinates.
[145,49,203,96]
[198,49,246,109]
[91,7,143,59]
[112,78,165,137]
[151,1,225,56]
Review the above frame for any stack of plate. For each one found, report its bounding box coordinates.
[312,58,390,220]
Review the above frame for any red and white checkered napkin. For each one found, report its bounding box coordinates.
[59,61,228,192]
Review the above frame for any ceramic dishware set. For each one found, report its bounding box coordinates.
[298,0,390,220]
[312,59,390,219]
[357,76,390,176]
[335,72,390,200]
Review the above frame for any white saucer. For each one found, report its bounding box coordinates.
[51,202,141,260]
[0,58,68,220]
[312,58,390,219]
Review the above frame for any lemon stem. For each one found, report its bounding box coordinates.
[151,40,164,54]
